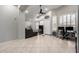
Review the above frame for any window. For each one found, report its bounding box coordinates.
[52,16,57,31]
[71,14,75,26]
[63,15,66,26]
[59,16,63,26]
[67,14,71,26]
[39,21,44,25]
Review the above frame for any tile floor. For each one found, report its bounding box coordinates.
[0,35,76,53]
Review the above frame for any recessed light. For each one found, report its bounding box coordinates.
[25,10,29,14]
[44,8,48,11]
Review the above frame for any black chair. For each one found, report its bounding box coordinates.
[25,28,37,38]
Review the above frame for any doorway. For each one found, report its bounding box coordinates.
[39,25,43,34]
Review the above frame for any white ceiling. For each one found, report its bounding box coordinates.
[20,5,62,21]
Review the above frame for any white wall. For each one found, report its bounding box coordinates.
[0,6,19,42]
[25,21,31,29]
[44,11,52,35]
[17,11,25,39]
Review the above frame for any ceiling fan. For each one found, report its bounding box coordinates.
[36,5,46,18]
[39,5,46,14]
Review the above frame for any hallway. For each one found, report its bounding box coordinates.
[0,35,75,53]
